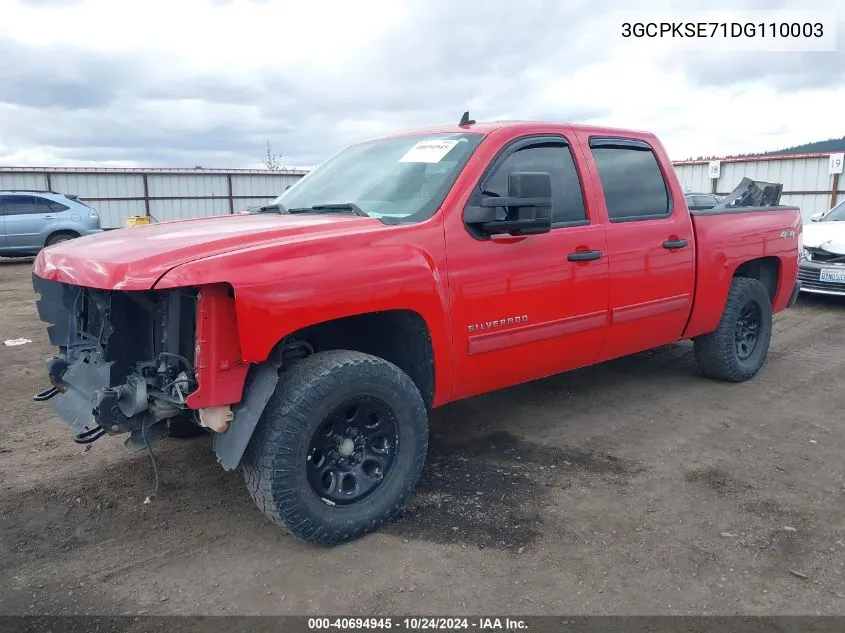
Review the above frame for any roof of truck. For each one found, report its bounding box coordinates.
[383,120,658,139]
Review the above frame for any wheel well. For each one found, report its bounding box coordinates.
[282,310,435,408]
[733,256,779,302]
[45,230,79,245]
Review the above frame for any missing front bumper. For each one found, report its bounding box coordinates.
[31,273,200,441]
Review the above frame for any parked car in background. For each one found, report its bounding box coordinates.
[684,192,723,210]
[799,199,845,296]
[0,190,101,257]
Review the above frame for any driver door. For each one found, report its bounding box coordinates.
[445,135,610,400]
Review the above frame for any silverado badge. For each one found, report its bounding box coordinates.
[467,315,528,333]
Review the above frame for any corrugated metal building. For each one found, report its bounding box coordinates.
[673,153,843,221]
[0,167,308,228]
[3,152,842,227]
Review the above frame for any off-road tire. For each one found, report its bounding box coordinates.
[694,277,773,382]
[241,350,428,546]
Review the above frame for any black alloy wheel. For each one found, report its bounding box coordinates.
[306,396,399,506]
[734,301,762,360]
[241,350,429,545]
[693,277,773,383]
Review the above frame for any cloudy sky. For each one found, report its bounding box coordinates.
[0,0,843,168]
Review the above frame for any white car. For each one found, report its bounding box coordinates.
[799,200,845,296]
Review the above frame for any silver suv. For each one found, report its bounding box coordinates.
[0,190,102,257]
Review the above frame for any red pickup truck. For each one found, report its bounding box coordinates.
[31,118,802,546]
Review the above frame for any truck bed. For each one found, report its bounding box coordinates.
[682,205,802,339]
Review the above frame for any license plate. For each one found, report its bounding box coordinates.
[820,268,845,283]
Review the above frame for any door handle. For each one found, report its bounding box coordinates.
[43,215,55,219]
[567,250,602,262]
[663,239,688,249]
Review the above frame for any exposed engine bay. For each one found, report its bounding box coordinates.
[32,274,200,450]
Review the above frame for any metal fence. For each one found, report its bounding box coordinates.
[0,167,308,228]
[3,153,843,228]
[673,153,843,221]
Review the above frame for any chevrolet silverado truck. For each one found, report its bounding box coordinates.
[31,118,803,546]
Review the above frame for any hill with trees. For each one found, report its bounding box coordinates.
[680,136,845,161]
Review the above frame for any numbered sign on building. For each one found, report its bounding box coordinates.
[829,153,844,175]
[708,160,721,179]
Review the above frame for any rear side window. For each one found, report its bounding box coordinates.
[64,195,91,209]
[0,195,68,215]
[1,195,43,215]
[589,139,670,222]
[45,199,70,212]
[483,142,587,225]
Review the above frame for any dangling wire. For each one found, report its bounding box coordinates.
[141,420,160,504]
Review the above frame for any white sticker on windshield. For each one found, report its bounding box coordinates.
[398,139,459,164]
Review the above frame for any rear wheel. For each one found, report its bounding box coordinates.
[46,232,77,247]
[693,277,773,382]
[241,350,428,546]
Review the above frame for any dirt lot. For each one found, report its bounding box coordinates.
[1,256,843,616]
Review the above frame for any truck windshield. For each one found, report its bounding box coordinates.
[270,132,484,222]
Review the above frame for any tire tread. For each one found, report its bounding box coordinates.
[241,350,428,546]
[693,277,773,383]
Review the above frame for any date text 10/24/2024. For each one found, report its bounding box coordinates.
[308,617,528,631]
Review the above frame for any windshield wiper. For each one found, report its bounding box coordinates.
[258,203,288,214]
[288,203,369,217]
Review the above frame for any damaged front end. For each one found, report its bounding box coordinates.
[32,274,201,450]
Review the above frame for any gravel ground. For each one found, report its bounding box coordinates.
[1,256,843,616]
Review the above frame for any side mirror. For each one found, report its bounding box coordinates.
[463,172,553,236]
[809,211,824,222]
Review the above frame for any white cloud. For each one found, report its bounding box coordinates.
[0,0,843,166]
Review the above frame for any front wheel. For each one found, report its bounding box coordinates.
[241,350,428,546]
[693,277,773,382]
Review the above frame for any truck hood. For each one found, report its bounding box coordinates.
[33,213,384,290]
[803,221,845,255]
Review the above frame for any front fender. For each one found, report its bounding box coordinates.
[155,224,454,405]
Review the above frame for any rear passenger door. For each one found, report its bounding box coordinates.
[584,137,695,362]
[2,195,63,251]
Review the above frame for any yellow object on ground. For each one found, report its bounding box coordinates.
[125,216,152,227]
